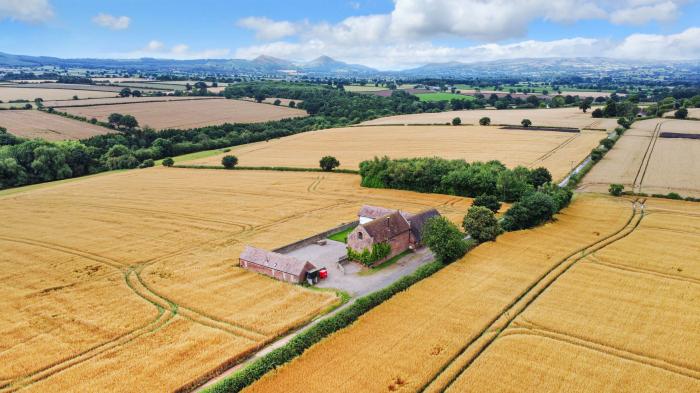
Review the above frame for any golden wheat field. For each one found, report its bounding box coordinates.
[0,168,472,392]
[361,107,620,131]
[446,197,700,392]
[0,87,116,101]
[244,194,648,393]
[580,118,700,197]
[189,125,602,181]
[0,110,113,141]
[42,95,220,108]
[61,99,308,130]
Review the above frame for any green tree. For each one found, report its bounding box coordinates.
[108,113,123,126]
[674,108,688,119]
[289,101,296,108]
[119,88,131,97]
[579,100,591,113]
[479,117,491,126]
[162,157,174,167]
[0,157,28,189]
[502,192,558,231]
[462,206,502,243]
[591,108,603,118]
[254,93,266,103]
[452,117,461,126]
[29,146,72,182]
[591,148,605,162]
[529,167,552,188]
[609,183,624,196]
[119,115,139,130]
[273,99,282,106]
[422,216,472,263]
[222,155,239,169]
[521,118,532,127]
[319,155,340,171]
[472,194,501,213]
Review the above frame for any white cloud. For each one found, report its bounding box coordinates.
[609,1,680,24]
[119,41,230,60]
[0,0,53,23]
[237,16,301,40]
[92,13,130,30]
[613,27,700,60]
[144,40,164,51]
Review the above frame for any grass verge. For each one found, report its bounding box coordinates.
[358,250,412,276]
[171,165,359,174]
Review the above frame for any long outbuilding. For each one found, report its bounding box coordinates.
[239,246,317,284]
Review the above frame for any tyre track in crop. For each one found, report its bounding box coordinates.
[633,121,663,193]
[530,134,579,165]
[584,254,700,286]
[420,199,644,393]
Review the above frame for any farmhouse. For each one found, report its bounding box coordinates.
[404,208,440,247]
[239,246,317,284]
[347,211,411,263]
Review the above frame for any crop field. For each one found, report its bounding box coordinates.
[61,99,308,130]
[188,125,602,181]
[580,118,700,197]
[42,96,221,108]
[446,197,700,392]
[245,194,675,392]
[5,83,125,92]
[0,168,472,392]
[343,85,389,92]
[361,107,620,131]
[414,92,475,102]
[0,110,112,141]
[0,87,116,101]
[663,108,700,118]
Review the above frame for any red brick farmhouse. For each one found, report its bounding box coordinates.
[347,211,411,264]
[239,246,317,284]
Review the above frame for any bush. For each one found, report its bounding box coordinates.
[222,155,239,169]
[319,155,340,171]
[591,108,603,118]
[600,138,615,149]
[451,117,461,126]
[617,117,631,129]
[590,148,605,162]
[162,157,174,167]
[609,183,624,196]
[222,148,231,153]
[614,127,625,136]
[472,194,501,213]
[479,117,491,126]
[139,159,155,168]
[422,216,473,263]
[674,108,688,119]
[521,118,532,127]
[462,206,502,243]
[347,242,391,266]
[273,99,282,106]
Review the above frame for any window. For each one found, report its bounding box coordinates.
[358,232,363,240]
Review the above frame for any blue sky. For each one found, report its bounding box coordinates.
[1,0,699,69]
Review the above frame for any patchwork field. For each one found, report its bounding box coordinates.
[0,168,472,392]
[244,196,700,393]
[0,87,116,101]
[61,99,308,130]
[580,118,700,197]
[189,125,603,181]
[361,107,619,131]
[0,110,113,141]
[42,96,221,108]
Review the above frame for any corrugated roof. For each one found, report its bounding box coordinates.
[407,208,441,244]
[361,211,410,243]
[240,246,316,276]
[358,205,396,220]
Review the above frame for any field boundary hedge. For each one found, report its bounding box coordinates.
[201,260,445,393]
[171,165,359,174]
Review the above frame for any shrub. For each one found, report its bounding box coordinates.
[674,108,688,119]
[617,117,631,129]
[222,155,239,169]
[162,157,174,167]
[591,108,603,118]
[590,148,605,162]
[666,192,682,200]
[422,216,473,263]
[462,206,502,243]
[479,117,491,126]
[319,155,340,171]
[521,118,532,127]
[347,243,391,266]
[139,159,155,168]
[608,183,624,196]
[600,138,615,149]
[222,148,231,153]
[614,127,625,136]
[472,194,501,213]
[451,117,461,126]
[273,99,282,106]
[289,101,296,108]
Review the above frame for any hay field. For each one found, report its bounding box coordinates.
[361,107,619,131]
[0,110,113,141]
[243,195,639,393]
[61,99,307,130]
[447,197,700,392]
[189,125,602,181]
[0,168,472,392]
[42,95,221,108]
[580,118,700,197]
[0,87,116,101]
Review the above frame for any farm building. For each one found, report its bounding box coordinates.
[404,208,441,247]
[239,246,317,284]
[358,205,397,224]
[347,211,411,263]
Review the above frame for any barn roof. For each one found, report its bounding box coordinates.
[361,211,410,243]
[240,246,316,276]
[406,208,441,244]
[358,205,396,219]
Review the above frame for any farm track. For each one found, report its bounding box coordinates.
[420,199,644,393]
[633,121,663,193]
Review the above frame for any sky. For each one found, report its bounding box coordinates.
[0,0,699,70]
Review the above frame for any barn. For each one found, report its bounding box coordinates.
[357,205,397,224]
[239,246,317,284]
[347,211,411,264]
[404,208,441,247]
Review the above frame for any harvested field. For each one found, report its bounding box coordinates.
[244,195,643,393]
[0,168,472,392]
[61,99,307,130]
[0,110,112,141]
[43,96,222,108]
[361,107,619,131]
[663,108,700,118]
[343,85,389,92]
[6,83,124,92]
[446,197,700,392]
[580,118,700,197]
[0,87,116,101]
[189,125,602,181]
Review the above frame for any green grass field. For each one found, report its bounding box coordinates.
[327,225,357,243]
[415,92,476,102]
[153,147,234,166]
[455,84,614,94]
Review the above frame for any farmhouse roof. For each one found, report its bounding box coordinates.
[240,246,316,276]
[358,205,396,219]
[361,211,410,243]
[406,208,441,244]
